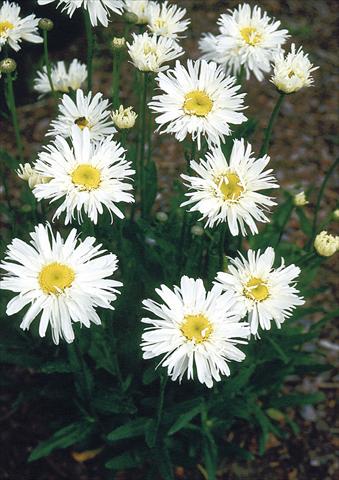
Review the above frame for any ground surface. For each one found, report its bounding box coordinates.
[0,0,338,479]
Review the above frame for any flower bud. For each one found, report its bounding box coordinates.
[38,18,54,31]
[17,163,50,189]
[0,58,17,74]
[333,209,339,220]
[155,212,168,222]
[123,12,139,24]
[293,191,309,207]
[111,106,137,129]
[314,231,339,257]
[191,224,204,237]
[112,37,126,51]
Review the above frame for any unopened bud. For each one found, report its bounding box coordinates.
[191,224,204,237]
[0,58,17,74]
[293,191,309,207]
[39,18,54,31]
[314,231,339,257]
[112,37,126,50]
[155,212,168,222]
[123,12,138,24]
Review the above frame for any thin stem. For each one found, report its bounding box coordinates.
[219,224,226,269]
[259,93,285,157]
[310,157,339,243]
[139,72,148,216]
[42,29,56,97]
[5,73,24,162]
[112,50,121,109]
[153,374,168,444]
[83,9,94,91]
[275,202,294,247]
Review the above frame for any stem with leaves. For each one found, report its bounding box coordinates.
[260,92,285,157]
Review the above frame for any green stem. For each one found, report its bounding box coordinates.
[5,73,24,162]
[139,72,149,217]
[42,29,56,97]
[259,93,285,157]
[112,50,121,109]
[83,9,94,91]
[155,375,167,431]
[275,202,294,247]
[310,156,339,244]
[219,224,226,269]
[236,65,245,86]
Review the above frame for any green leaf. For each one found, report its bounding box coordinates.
[28,421,94,462]
[167,403,203,435]
[105,449,147,470]
[107,417,149,442]
[155,445,174,480]
[272,392,325,409]
[40,360,73,374]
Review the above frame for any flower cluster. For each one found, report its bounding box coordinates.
[1,1,331,396]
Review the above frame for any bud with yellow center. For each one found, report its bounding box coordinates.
[180,314,213,343]
[111,105,137,129]
[17,163,50,189]
[293,191,309,207]
[314,231,339,257]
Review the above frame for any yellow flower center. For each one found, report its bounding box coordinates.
[240,26,263,46]
[74,117,89,130]
[154,18,167,29]
[0,21,14,37]
[183,90,213,117]
[217,172,244,201]
[181,314,213,343]
[143,43,157,55]
[71,164,101,190]
[244,277,269,302]
[39,262,75,295]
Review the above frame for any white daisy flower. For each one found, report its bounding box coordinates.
[38,0,124,27]
[0,1,42,52]
[271,43,319,94]
[149,60,247,149]
[127,32,183,73]
[215,247,304,335]
[48,89,116,140]
[141,276,250,388]
[34,59,87,96]
[124,0,154,25]
[0,224,122,344]
[33,126,135,225]
[181,139,279,235]
[207,3,289,81]
[147,0,190,39]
